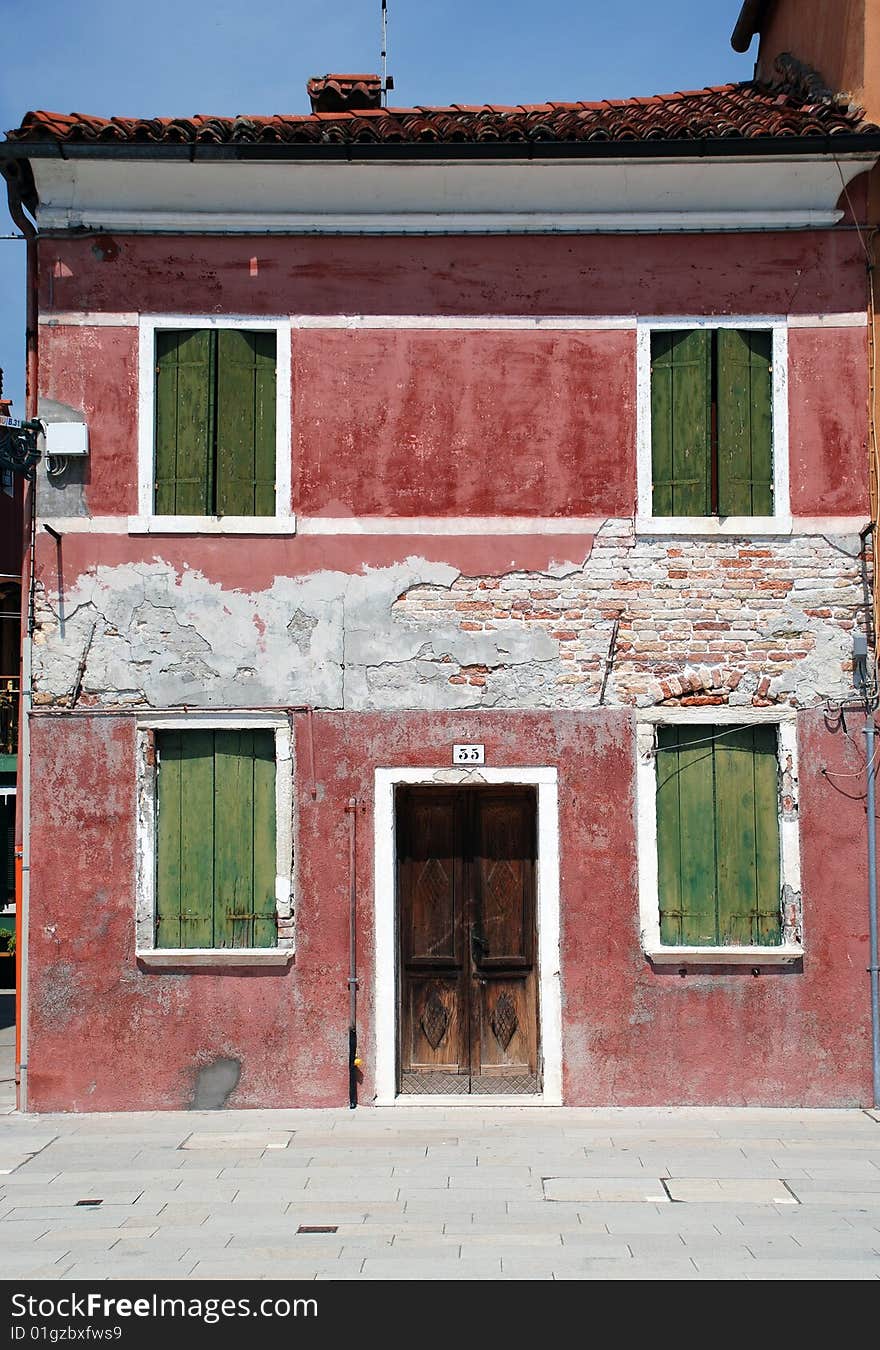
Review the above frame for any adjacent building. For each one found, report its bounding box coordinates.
[0,374,22,956]
[2,47,880,1110]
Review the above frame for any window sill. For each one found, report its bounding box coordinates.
[128,516,297,536]
[645,945,803,966]
[136,949,294,968]
[635,516,792,537]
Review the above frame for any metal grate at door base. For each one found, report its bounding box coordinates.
[470,1074,539,1095]
[399,1072,470,1095]
[399,1072,539,1095]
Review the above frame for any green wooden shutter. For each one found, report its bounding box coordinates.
[714,724,781,945]
[716,328,773,516]
[213,729,275,948]
[156,729,215,947]
[656,726,718,944]
[154,330,216,515]
[156,730,276,949]
[656,724,781,948]
[251,735,278,948]
[651,330,711,516]
[215,331,276,517]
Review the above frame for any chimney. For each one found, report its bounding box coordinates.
[307,73,383,114]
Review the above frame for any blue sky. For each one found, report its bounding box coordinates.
[0,0,755,406]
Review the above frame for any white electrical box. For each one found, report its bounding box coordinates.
[45,422,89,457]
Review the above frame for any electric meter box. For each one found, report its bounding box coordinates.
[45,422,89,457]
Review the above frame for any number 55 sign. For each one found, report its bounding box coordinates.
[453,744,485,765]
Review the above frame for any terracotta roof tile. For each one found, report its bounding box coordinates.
[7,56,878,148]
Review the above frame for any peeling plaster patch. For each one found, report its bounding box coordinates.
[190,1057,241,1110]
[34,563,347,710]
[32,524,865,712]
[392,524,863,710]
[781,883,803,946]
[287,609,318,653]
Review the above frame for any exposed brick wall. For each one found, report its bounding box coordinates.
[393,523,867,709]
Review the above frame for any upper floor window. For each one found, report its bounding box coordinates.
[636,320,789,532]
[651,329,772,517]
[154,329,276,516]
[136,316,292,534]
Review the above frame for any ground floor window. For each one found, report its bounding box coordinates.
[135,716,295,958]
[155,728,277,948]
[637,713,801,963]
[655,724,781,947]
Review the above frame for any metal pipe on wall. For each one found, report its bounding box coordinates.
[866,715,880,1106]
[345,796,359,1108]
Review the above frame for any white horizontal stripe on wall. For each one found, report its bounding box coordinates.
[37,514,871,537]
[36,312,869,330]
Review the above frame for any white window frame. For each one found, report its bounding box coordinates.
[134,315,294,535]
[636,316,790,535]
[636,706,803,965]
[135,712,294,966]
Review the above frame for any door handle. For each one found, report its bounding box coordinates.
[471,925,489,963]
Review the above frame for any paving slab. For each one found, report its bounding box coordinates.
[783,1188,880,1206]
[664,1179,795,1203]
[543,1177,669,1202]
[1,1260,77,1279]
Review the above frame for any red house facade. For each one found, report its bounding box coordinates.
[2,61,880,1110]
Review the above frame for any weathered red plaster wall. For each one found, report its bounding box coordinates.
[26,709,872,1111]
[294,329,634,517]
[27,714,351,1112]
[34,314,869,522]
[788,326,870,516]
[39,324,139,516]
[39,232,866,318]
[561,707,871,1106]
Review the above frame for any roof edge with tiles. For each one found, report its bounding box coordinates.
[4,58,880,156]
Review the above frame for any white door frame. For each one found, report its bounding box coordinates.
[373,765,562,1106]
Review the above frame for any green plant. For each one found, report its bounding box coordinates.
[0,930,15,954]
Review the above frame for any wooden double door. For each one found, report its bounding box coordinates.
[397,786,540,1095]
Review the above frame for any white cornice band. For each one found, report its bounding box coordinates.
[30,155,877,235]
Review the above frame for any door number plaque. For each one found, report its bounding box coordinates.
[453,743,485,765]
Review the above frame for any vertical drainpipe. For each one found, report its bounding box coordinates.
[866,713,880,1106]
[3,163,37,1112]
[345,797,359,1107]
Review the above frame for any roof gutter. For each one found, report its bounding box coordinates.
[731,0,771,53]
[2,130,880,164]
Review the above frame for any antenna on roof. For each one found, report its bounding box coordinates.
[380,1,394,106]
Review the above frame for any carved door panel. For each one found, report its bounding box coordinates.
[397,789,469,1089]
[469,790,539,1093]
[397,786,539,1095]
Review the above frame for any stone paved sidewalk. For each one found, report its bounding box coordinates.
[0,1105,879,1280]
